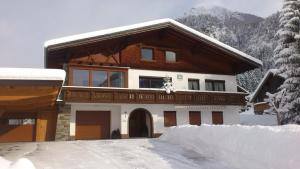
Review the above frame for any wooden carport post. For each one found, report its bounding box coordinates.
[36,110,58,141]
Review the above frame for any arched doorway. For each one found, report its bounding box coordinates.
[128,108,153,138]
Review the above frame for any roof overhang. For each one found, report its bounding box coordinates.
[44,18,262,70]
[0,68,66,112]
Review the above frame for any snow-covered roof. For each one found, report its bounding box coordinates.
[44,18,262,67]
[249,69,278,102]
[0,68,66,81]
[237,85,249,94]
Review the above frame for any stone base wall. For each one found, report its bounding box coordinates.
[55,105,73,141]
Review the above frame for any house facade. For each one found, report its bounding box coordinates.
[0,19,262,142]
[249,69,284,115]
[43,19,262,140]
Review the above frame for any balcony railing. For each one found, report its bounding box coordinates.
[62,86,247,106]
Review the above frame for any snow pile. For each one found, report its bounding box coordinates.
[160,125,300,169]
[240,114,278,126]
[0,157,36,169]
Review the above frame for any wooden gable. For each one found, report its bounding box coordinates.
[46,27,258,75]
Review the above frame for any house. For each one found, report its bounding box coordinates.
[248,69,284,115]
[0,19,262,142]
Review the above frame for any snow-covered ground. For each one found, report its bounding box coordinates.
[1,125,299,169]
[161,125,300,169]
[240,106,278,126]
[0,139,234,169]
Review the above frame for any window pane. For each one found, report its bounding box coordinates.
[141,48,153,61]
[139,77,150,88]
[92,71,108,87]
[214,82,225,91]
[151,78,164,88]
[205,81,213,91]
[8,119,35,125]
[188,79,199,90]
[139,77,164,88]
[110,72,124,87]
[73,69,89,86]
[166,51,176,62]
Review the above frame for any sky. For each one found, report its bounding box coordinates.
[0,0,282,68]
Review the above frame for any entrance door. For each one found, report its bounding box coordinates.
[129,109,152,138]
[75,111,110,140]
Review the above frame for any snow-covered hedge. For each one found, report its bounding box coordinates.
[0,157,35,169]
[160,125,300,169]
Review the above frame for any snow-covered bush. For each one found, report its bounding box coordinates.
[160,125,300,169]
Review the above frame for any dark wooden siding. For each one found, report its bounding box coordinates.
[46,28,252,74]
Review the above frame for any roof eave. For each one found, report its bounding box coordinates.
[44,19,262,70]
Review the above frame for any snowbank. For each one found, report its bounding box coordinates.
[0,157,35,169]
[160,125,300,169]
[240,106,278,126]
[240,114,278,126]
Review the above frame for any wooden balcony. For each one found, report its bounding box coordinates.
[62,87,247,106]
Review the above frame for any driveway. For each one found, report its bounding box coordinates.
[0,139,234,169]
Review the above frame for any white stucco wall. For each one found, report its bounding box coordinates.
[68,103,241,137]
[120,104,241,134]
[128,69,237,92]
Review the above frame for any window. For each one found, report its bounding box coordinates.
[73,69,89,86]
[110,71,124,88]
[165,51,176,62]
[164,111,177,127]
[189,111,201,125]
[139,77,165,88]
[71,67,126,88]
[141,48,153,61]
[205,80,225,91]
[212,111,223,125]
[8,119,35,125]
[92,71,108,87]
[188,79,200,90]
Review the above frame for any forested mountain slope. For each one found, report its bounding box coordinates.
[178,6,280,91]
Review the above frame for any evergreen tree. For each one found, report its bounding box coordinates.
[267,0,300,124]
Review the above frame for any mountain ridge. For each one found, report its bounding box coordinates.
[178,6,279,92]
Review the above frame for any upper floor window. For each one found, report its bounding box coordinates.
[71,67,125,88]
[188,79,200,90]
[165,51,176,62]
[139,76,165,88]
[141,48,153,61]
[205,80,225,91]
[73,69,89,86]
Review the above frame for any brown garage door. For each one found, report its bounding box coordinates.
[76,111,110,140]
[189,111,201,125]
[0,112,36,142]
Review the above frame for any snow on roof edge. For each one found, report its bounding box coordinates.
[44,18,262,67]
[0,68,66,81]
[249,69,277,102]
